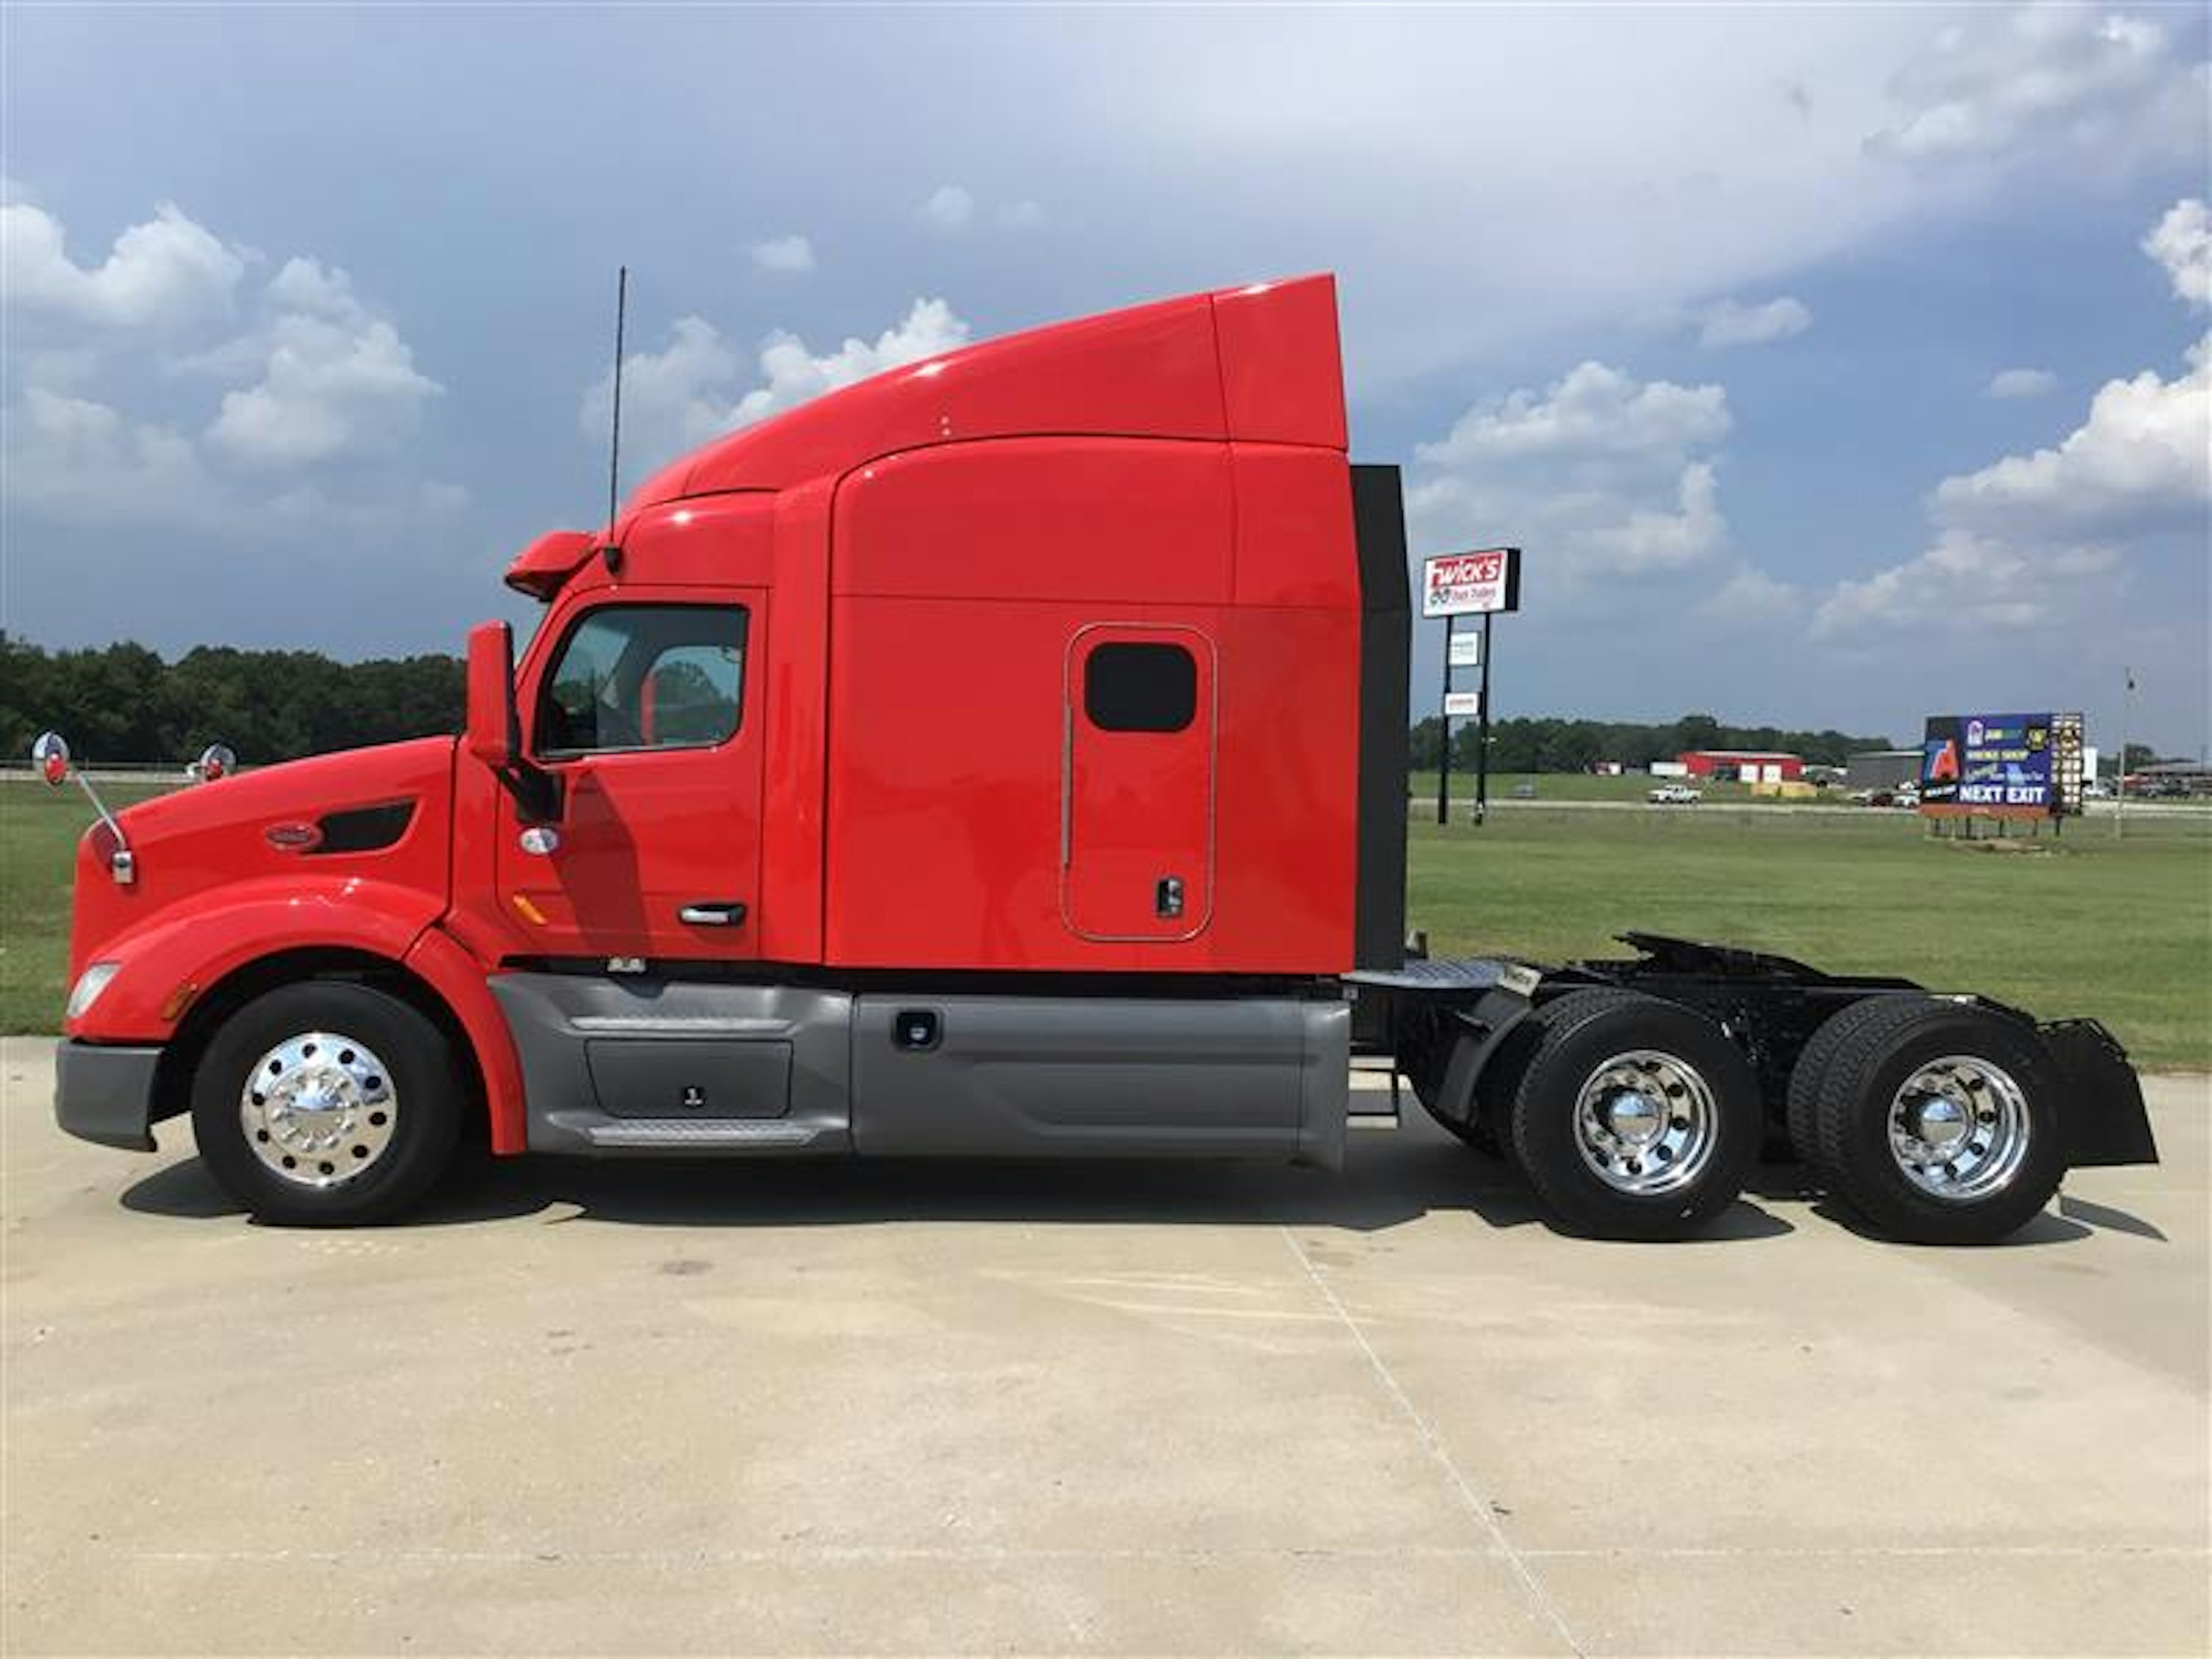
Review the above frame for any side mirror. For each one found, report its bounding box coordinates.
[465,620,562,825]
[32,731,70,787]
[465,621,520,771]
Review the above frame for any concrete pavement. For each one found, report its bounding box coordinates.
[3,1036,2205,1655]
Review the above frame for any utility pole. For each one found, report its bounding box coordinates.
[2113,666,2134,840]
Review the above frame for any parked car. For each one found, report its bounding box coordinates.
[1648,783,1701,805]
[1893,785,1921,809]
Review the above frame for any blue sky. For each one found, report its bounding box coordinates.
[4,3,2207,756]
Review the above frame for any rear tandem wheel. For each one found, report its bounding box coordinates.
[1799,996,2066,1245]
[1505,988,1763,1241]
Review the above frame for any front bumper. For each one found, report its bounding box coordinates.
[54,1040,166,1153]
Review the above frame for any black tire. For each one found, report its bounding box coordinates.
[1810,997,2065,1245]
[1785,995,1931,1173]
[190,980,463,1226]
[1507,988,1762,1241]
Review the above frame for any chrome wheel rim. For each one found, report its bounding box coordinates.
[1888,1055,2029,1202]
[238,1031,397,1188]
[1573,1050,1717,1196]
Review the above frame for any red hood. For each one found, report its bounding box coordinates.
[68,737,457,984]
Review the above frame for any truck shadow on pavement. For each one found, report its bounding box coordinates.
[120,1114,2137,1245]
[127,1115,1806,1241]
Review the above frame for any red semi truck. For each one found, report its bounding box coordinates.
[39,275,2156,1243]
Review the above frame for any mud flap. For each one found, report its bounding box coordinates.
[1433,990,1539,1134]
[2041,1019,2160,1168]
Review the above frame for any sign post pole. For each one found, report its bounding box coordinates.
[1436,616,1454,827]
[1422,545,1521,832]
[1474,611,1495,827]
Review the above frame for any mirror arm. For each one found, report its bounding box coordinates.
[499,759,564,825]
[74,772,135,886]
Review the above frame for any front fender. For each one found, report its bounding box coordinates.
[65,876,445,1043]
[402,926,528,1156]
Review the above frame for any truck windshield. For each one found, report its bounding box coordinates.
[535,604,748,756]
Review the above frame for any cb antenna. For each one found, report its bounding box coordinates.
[603,265,628,571]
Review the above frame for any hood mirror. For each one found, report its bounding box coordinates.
[33,731,70,787]
[195,743,236,783]
[28,730,134,886]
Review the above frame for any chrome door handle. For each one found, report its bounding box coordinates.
[678,901,748,927]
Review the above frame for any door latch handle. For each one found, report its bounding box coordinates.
[678,900,748,927]
[1155,875,1185,919]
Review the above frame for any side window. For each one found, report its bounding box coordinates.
[1084,641,1196,733]
[536,605,748,756]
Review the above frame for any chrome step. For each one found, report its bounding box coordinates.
[581,1118,822,1149]
[570,1016,793,1036]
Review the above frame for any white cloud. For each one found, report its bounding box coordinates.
[202,259,442,469]
[1,198,246,329]
[1408,361,1733,582]
[265,255,362,318]
[6,388,218,525]
[582,297,972,472]
[1933,342,2210,535]
[919,184,976,231]
[1697,563,1801,623]
[1815,531,2124,637]
[748,233,816,274]
[5,384,467,537]
[1868,3,2206,168]
[915,186,1043,235]
[2143,198,2211,305]
[1813,199,2207,639]
[1696,295,1812,348]
[1985,367,2059,399]
[3,195,448,538]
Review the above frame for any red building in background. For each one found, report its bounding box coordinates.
[1679,749,1805,783]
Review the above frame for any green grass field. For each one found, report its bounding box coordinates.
[1408,807,2210,1071]
[0,781,173,1035]
[4,779,2206,1068]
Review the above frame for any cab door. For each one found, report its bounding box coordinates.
[498,590,764,961]
[1062,624,1216,942]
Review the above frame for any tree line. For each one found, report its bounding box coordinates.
[1409,712,1896,774]
[0,635,2031,778]
[1,636,464,768]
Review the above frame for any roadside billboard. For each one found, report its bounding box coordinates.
[1919,712,2084,818]
[1422,548,1521,617]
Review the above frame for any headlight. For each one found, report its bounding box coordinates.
[66,962,121,1021]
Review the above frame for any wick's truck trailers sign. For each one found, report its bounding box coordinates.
[1422,548,1521,617]
[1919,712,2085,818]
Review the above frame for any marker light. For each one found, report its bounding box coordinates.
[67,962,121,1021]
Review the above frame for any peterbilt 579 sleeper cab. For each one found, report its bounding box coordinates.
[42,275,2157,1244]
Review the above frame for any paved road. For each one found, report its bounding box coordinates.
[4,1038,2205,1655]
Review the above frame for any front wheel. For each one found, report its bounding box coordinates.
[190,980,463,1226]
[1507,989,1762,1240]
